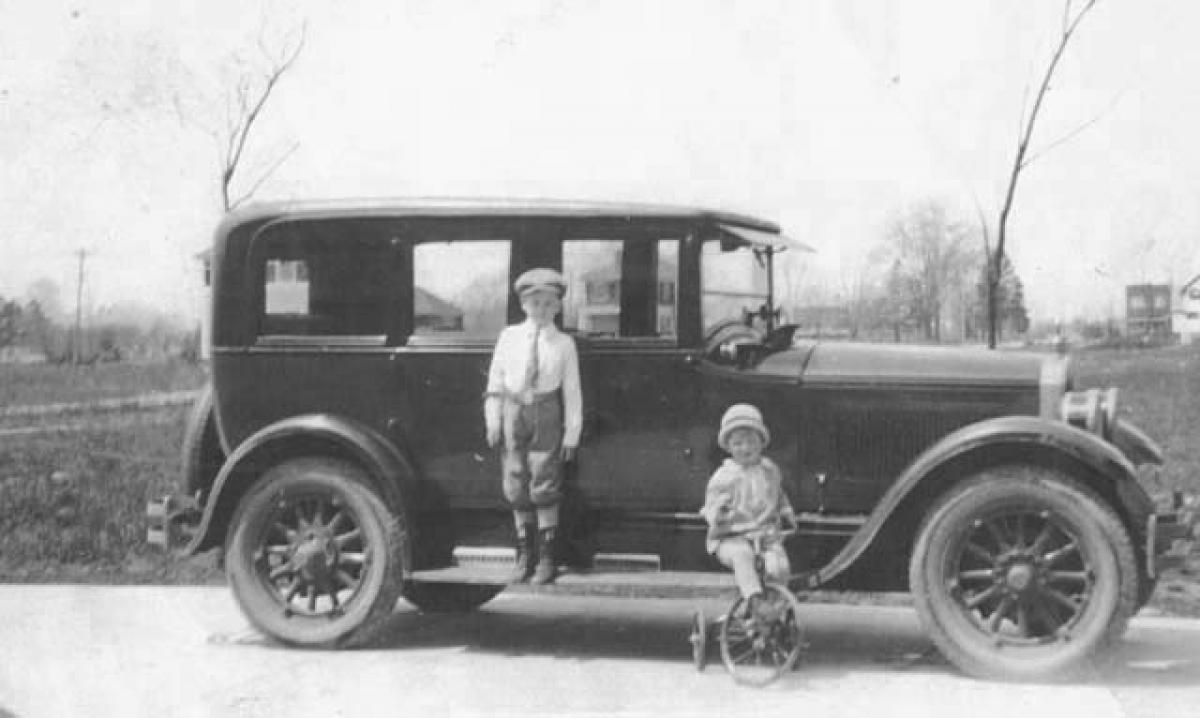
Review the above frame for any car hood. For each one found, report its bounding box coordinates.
[753,340,1058,389]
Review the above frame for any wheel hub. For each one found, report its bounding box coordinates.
[292,531,337,582]
[1003,560,1035,593]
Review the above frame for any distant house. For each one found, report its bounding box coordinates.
[1177,274,1200,345]
[576,260,677,336]
[414,287,465,332]
[1125,283,1172,343]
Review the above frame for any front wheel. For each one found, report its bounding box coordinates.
[225,457,407,647]
[910,466,1137,681]
[719,584,805,686]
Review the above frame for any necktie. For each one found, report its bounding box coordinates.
[524,327,540,392]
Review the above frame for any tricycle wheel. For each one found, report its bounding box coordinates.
[689,608,708,672]
[910,466,1137,680]
[719,584,805,686]
[225,457,406,648]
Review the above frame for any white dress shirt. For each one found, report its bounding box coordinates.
[485,319,583,447]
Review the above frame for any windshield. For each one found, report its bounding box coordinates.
[701,238,771,333]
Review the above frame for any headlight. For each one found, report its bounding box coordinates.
[1060,387,1119,439]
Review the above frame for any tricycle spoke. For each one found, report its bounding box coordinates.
[269,565,293,581]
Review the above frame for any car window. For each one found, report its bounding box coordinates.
[701,238,770,334]
[562,238,678,339]
[412,239,510,341]
[258,229,391,338]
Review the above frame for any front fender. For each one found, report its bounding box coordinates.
[813,415,1151,587]
[183,414,417,556]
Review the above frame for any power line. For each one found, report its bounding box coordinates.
[72,248,90,365]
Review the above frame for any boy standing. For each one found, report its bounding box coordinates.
[484,268,582,585]
[700,403,796,604]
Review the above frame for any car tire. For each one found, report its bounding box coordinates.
[909,465,1137,681]
[225,457,406,648]
[403,582,504,613]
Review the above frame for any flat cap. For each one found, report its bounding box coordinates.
[514,267,566,297]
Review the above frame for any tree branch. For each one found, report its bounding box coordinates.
[1022,89,1123,167]
[220,23,307,211]
[231,142,300,210]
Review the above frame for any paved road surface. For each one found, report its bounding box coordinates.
[1,586,1198,717]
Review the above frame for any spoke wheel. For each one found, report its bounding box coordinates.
[719,584,805,686]
[911,466,1136,681]
[225,457,406,647]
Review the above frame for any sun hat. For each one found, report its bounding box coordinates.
[514,267,566,298]
[717,403,770,451]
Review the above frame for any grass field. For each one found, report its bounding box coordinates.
[0,346,1196,612]
[0,361,207,407]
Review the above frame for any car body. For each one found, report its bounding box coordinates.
[150,198,1196,680]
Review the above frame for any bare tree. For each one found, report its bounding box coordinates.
[218,23,306,212]
[881,201,973,342]
[984,0,1100,348]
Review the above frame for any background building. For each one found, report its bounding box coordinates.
[1125,283,1172,343]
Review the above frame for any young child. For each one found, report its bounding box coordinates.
[484,267,582,585]
[700,403,796,609]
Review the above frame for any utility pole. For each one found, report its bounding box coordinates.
[73,248,89,365]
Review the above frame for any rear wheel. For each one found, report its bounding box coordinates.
[910,466,1137,680]
[403,582,504,613]
[225,457,406,647]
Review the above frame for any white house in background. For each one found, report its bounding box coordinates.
[1177,273,1200,345]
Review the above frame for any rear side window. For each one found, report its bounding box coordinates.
[257,224,392,338]
[412,239,510,341]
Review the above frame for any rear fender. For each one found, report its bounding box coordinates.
[183,414,416,565]
[813,415,1153,587]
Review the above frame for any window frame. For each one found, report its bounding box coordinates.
[246,219,399,348]
[560,233,682,346]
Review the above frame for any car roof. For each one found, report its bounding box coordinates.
[218,197,781,234]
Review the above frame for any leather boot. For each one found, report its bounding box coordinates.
[509,524,536,583]
[531,527,558,585]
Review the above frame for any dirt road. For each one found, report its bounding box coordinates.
[1,586,1199,717]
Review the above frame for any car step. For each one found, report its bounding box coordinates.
[452,546,662,573]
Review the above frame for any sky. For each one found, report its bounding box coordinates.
[1,0,1197,325]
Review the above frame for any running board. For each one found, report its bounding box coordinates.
[452,546,662,573]
[408,565,739,598]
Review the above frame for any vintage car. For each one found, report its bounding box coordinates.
[149,198,1195,680]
